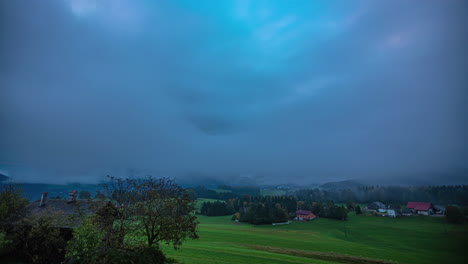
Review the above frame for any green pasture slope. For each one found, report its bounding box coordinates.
[162,214,468,264]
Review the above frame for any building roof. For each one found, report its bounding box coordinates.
[367,201,386,209]
[406,202,432,211]
[25,199,106,227]
[402,208,412,213]
[296,210,313,215]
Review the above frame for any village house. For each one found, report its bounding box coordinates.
[434,205,446,215]
[385,205,401,218]
[406,202,434,216]
[295,210,316,221]
[401,208,413,216]
[365,201,386,213]
[386,209,397,218]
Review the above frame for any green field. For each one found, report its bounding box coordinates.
[161,214,468,264]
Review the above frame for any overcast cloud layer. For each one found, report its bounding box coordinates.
[1,0,467,184]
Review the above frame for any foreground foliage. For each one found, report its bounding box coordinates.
[65,176,198,264]
[0,184,28,224]
[66,216,105,263]
[445,205,464,224]
[9,212,68,264]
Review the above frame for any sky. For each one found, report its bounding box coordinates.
[1,0,467,185]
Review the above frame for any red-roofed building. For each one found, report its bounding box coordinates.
[406,202,434,215]
[295,210,316,221]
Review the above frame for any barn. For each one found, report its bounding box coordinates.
[365,201,387,213]
[295,210,316,221]
[406,202,434,216]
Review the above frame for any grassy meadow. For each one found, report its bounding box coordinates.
[161,213,468,264]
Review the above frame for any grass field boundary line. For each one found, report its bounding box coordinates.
[242,244,399,264]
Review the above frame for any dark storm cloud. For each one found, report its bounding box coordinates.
[1,0,467,184]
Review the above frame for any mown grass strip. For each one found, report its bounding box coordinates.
[243,244,399,264]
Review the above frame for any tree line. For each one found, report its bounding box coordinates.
[200,195,348,224]
[294,185,468,205]
[200,201,234,216]
[189,185,468,206]
[186,185,260,201]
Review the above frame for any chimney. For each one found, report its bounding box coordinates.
[68,190,78,203]
[39,192,48,207]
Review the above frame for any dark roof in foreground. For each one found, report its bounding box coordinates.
[25,199,106,227]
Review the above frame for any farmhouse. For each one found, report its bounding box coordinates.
[401,208,413,216]
[365,201,386,212]
[434,205,446,215]
[406,202,434,216]
[386,209,397,218]
[25,191,106,228]
[295,210,316,221]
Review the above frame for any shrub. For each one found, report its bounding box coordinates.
[79,191,92,200]
[355,205,362,215]
[0,184,28,224]
[0,232,11,254]
[66,216,105,264]
[10,213,67,264]
[446,205,464,224]
[93,247,167,264]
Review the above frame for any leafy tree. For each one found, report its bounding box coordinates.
[355,205,362,215]
[65,216,104,264]
[312,201,347,220]
[0,184,28,256]
[270,203,288,223]
[132,177,199,249]
[0,184,28,225]
[185,188,197,201]
[460,206,468,217]
[10,211,67,264]
[79,191,91,200]
[311,202,322,215]
[99,176,139,249]
[99,176,199,252]
[95,191,106,200]
[237,197,294,225]
[200,201,234,216]
[446,205,464,224]
[0,231,11,254]
[93,202,119,248]
[346,202,356,211]
[296,201,313,211]
[231,212,240,221]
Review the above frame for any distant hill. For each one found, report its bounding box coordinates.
[320,180,363,189]
[0,173,10,182]
[2,183,100,201]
